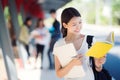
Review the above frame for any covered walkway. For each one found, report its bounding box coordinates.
[0,0,120,80]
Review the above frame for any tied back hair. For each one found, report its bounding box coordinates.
[61,7,81,38]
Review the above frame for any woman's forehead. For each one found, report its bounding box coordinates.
[69,17,82,23]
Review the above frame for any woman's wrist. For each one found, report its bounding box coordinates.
[95,66,102,72]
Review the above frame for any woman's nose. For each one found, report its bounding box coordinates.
[76,24,81,29]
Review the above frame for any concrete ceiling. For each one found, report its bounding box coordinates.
[40,0,72,12]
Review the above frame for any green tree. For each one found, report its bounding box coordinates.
[112,0,120,25]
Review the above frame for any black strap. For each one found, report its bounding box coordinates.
[86,35,94,49]
[86,35,94,67]
[87,35,112,80]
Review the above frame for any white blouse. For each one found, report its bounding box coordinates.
[30,27,50,45]
[53,35,95,80]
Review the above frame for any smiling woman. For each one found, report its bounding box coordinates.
[53,7,95,80]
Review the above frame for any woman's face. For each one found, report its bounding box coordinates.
[94,56,106,67]
[51,13,56,19]
[63,16,82,35]
[27,20,32,26]
[38,21,44,28]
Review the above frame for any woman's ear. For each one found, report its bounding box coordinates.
[63,23,67,29]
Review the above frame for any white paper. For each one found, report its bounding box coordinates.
[105,31,114,43]
[54,43,85,78]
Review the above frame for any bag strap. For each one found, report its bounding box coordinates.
[86,35,94,67]
[86,35,94,49]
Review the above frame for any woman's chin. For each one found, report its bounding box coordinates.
[74,31,80,34]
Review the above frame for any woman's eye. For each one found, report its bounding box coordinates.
[73,24,76,26]
[72,23,76,26]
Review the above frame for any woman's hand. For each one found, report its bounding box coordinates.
[76,54,83,58]
[54,54,83,78]
[70,54,83,66]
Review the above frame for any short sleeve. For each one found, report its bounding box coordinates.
[53,38,65,55]
[92,36,97,45]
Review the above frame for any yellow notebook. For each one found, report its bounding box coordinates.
[86,32,114,58]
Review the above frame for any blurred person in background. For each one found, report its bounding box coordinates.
[47,9,61,69]
[19,17,32,62]
[30,18,50,69]
[7,16,18,58]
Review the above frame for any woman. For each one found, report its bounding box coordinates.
[53,7,95,80]
[31,18,50,68]
[19,17,32,59]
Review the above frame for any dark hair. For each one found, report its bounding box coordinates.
[61,7,81,37]
[36,18,44,28]
[24,17,32,25]
[50,9,56,14]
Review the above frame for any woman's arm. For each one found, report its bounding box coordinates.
[54,54,82,78]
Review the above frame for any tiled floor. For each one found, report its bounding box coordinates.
[16,48,63,80]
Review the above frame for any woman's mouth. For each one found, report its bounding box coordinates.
[74,30,80,32]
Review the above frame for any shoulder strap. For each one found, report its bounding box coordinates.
[86,35,94,67]
[86,35,94,49]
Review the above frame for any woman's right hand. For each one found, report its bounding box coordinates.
[54,54,83,78]
[70,54,83,66]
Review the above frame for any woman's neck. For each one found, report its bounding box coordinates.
[65,33,81,42]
